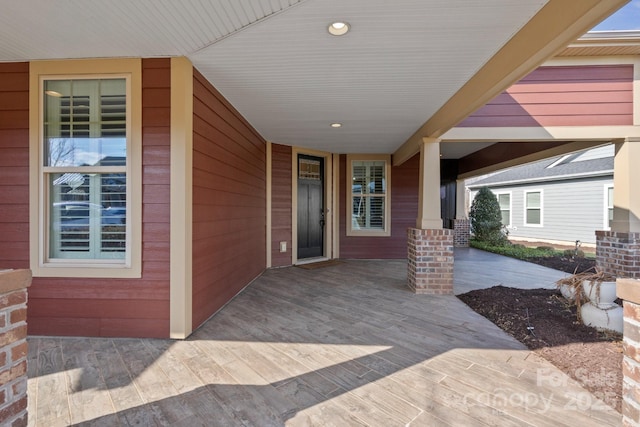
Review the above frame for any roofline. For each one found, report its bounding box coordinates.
[581,30,640,42]
[467,169,613,189]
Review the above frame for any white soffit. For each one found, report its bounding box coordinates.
[0,0,549,155]
[0,0,305,58]
[191,0,548,153]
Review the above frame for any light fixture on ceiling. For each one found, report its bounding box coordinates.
[330,123,342,128]
[45,90,63,97]
[328,21,350,36]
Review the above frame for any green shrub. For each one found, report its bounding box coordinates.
[469,187,508,246]
[563,248,585,258]
[470,239,562,260]
[536,246,554,252]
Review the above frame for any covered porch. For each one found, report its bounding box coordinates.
[27,257,617,426]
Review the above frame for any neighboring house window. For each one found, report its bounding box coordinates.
[605,185,614,230]
[347,154,391,236]
[495,192,511,227]
[524,190,543,226]
[30,60,142,278]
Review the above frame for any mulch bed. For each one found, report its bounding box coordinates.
[528,255,596,274]
[458,255,623,413]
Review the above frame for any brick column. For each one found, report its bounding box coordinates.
[0,269,31,427]
[453,219,470,247]
[596,231,640,279]
[618,279,640,426]
[407,228,453,294]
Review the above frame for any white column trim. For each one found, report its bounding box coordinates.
[266,141,272,268]
[416,138,442,230]
[170,57,193,339]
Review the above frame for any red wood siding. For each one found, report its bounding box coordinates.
[192,69,266,330]
[24,58,172,338]
[339,154,419,259]
[0,63,29,269]
[271,144,292,267]
[459,65,633,127]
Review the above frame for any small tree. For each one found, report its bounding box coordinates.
[469,187,507,245]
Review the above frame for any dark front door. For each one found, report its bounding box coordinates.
[297,155,324,259]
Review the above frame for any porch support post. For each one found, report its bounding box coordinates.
[407,138,454,294]
[453,178,470,247]
[596,138,640,279]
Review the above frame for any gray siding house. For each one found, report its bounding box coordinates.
[467,145,614,245]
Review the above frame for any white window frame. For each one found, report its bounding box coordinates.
[494,191,512,227]
[524,189,543,227]
[604,184,614,230]
[346,154,391,237]
[30,59,142,278]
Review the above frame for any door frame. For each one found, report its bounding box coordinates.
[291,147,335,265]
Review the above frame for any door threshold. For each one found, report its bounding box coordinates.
[295,257,329,266]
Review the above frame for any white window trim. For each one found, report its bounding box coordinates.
[523,189,543,227]
[604,183,614,231]
[494,191,512,227]
[346,154,391,237]
[29,59,142,278]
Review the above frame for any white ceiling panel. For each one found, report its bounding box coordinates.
[190,0,548,153]
[0,0,306,59]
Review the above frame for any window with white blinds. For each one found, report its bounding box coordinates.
[43,78,128,261]
[347,156,391,236]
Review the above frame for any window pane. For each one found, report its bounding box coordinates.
[526,192,540,208]
[44,79,126,167]
[352,196,385,230]
[352,161,385,195]
[49,173,126,259]
[299,158,321,180]
[500,211,510,226]
[498,194,510,210]
[527,209,541,225]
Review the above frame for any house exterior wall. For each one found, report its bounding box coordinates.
[0,63,29,272]
[471,176,613,245]
[16,59,172,338]
[459,64,633,127]
[271,144,292,267]
[339,154,419,259]
[191,69,266,330]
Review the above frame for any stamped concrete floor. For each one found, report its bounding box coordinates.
[453,247,569,295]
[27,259,619,426]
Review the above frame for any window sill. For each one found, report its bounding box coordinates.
[31,262,141,279]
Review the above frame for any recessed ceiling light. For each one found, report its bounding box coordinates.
[330,123,342,128]
[328,21,350,36]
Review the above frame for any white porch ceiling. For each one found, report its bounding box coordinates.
[0,0,624,158]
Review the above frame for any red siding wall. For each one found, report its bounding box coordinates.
[192,70,266,330]
[339,154,419,259]
[12,59,172,338]
[459,65,633,127]
[271,144,292,267]
[0,63,29,270]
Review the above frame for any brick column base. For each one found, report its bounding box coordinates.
[453,219,470,247]
[0,270,31,427]
[407,228,453,294]
[618,279,640,426]
[596,231,640,279]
